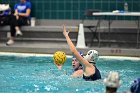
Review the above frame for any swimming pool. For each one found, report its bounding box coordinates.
[0,52,140,93]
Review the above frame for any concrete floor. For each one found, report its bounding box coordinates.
[0,41,140,57]
[0,20,140,57]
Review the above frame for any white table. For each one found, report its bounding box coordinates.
[92,12,140,48]
[93,12,140,16]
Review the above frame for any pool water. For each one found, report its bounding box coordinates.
[0,53,140,93]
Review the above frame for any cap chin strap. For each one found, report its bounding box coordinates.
[74,66,83,71]
[89,61,96,64]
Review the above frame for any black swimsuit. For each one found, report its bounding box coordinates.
[83,66,101,81]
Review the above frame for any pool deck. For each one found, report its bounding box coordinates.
[0,41,140,57]
[0,20,140,57]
